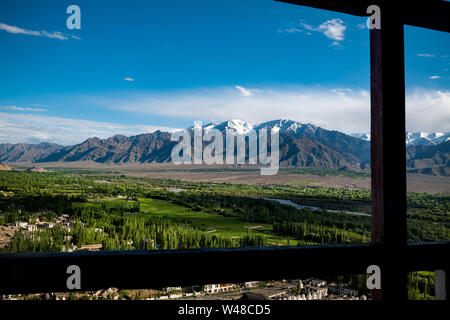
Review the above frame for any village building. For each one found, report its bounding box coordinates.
[203,283,236,294]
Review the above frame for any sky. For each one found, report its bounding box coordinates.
[0,0,449,145]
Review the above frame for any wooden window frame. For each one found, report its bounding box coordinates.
[1,0,449,300]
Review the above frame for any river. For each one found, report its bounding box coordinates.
[262,198,370,217]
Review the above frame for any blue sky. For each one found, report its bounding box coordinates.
[0,0,449,144]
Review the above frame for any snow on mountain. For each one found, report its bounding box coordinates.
[350,132,449,145]
[349,133,371,141]
[406,132,450,146]
[203,119,254,135]
[254,119,306,133]
[200,120,448,146]
[4,118,447,175]
[201,119,312,135]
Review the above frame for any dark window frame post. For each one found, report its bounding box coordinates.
[370,7,407,300]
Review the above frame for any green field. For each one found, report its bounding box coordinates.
[139,198,272,238]
[75,197,291,244]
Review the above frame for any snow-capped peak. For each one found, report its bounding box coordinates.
[202,119,253,135]
[226,119,254,134]
[196,119,314,135]
[350,131,449,145]
[406,132,449,146]
[255,119,306,133]
[349,133,371,141]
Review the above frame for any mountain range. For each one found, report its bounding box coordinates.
[0,119,448,176]
[0,142,64,162]
[350,131,450,146]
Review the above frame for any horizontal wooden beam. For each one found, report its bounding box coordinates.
[0,242,449,294]
[277,0,450,33]
[276,0,371,16]
[402,1,450,33]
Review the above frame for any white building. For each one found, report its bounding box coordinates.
[18,222,28,229]
[243,281,259,288]
[311,279,327,287]
[203,283,236,294]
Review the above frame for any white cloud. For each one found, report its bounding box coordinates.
[0,23,41,36]
[3,87,448,145]
[405,90,450,132]
[0,22,80,40]
[282,28,303,33]
[417,53,436,58]
[98,86,450,134]
[291,19,346,45]
[235,85,254,97]
[317,19,346,41]
[356,23,366,30]
[1,105,47,112]
[429,75,441,79]
[0,113,180,145]
[41,31,67,40]
[300,23,315,31]
[124,77,135,82]
[331,88,353,95]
